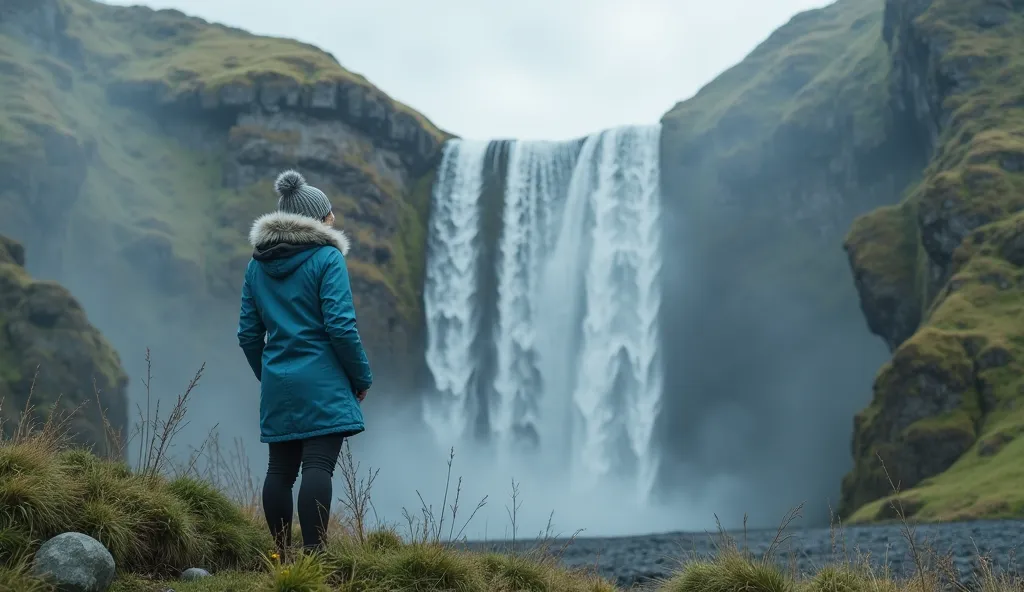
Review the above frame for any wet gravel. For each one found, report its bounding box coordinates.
[468,520,1024,589]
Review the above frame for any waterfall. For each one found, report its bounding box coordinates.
[422,140,489,440]
[422,125,663,500]
[491,140,578,448]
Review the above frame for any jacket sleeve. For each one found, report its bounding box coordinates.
[237,264,266,381]
[319,249,373,392]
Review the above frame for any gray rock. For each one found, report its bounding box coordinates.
[181,567,211,581]
[31,532,116,592]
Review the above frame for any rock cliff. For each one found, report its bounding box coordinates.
[655,0,930,522]
[839,0,1024,521]
[0,0,450,424]
[0,234,128,454]
[658,0,1024,523]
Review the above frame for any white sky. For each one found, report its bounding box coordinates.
[103,0,831,141]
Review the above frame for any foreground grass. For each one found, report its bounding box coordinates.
[3,364,1024,592]
[5,425,1024,592]
[0,434,271,575]
[0,368,618,591]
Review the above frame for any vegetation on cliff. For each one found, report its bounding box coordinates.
[658,0,907,312]
[662,0,891,181]
[840,0,1024,521]
[0,235,127,453]
[0,0,449,397]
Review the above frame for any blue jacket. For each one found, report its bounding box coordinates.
[237,211,373,443]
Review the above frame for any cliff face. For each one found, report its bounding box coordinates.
[657,0,1024,524]
[0,0,449,406]
[656,0,930,522]
[840,0,1024,521]
[0,234,128,454]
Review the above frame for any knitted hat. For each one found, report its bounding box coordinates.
[274,170,332,220]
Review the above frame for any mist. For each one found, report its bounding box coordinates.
[653,110,924,529]
[656,234,890,528]
[0,0,927,543]
[348,397,732,540]
[11,110,906,542]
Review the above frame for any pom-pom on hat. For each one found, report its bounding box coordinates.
[274,170,332,221]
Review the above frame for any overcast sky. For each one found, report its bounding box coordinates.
[104,0,831,141]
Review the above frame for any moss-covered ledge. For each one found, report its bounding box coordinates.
[842,216,1024,522]
[844,201,924,350]
[0,235,128,453]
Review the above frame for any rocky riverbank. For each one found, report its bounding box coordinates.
[473,520,1024,588]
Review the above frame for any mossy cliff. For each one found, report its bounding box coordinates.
[0,0,450,410]
[655,0,929,522]
[839,0,1024,522]
[0,235,128,454]
[658,0,1024,524]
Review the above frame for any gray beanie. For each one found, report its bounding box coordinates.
[274,170,332,220]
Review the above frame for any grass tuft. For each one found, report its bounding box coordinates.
[807,565,897,592]
[0,557,54,592]
[363,528,403,553]
[479,552,551,591]
[376,544,486,591]
[662,549,794,592]
[264,550,334,592]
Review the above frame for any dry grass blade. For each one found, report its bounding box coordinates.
[877,453,930,592]
[764,501,804,564]
[402,447,487,547]
[336,439,379,543]
[92,378,126,461]
[138,360,205,481]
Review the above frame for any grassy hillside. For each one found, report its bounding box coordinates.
[663,0,890,174]
[658,0,904,343]
[840,0,1024,521]
[0,0,448,400]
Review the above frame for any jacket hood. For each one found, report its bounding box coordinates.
[248,211,351,278]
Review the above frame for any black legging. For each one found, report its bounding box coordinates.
[263,434,345,552]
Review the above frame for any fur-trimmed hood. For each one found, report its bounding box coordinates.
[248,211,350,255]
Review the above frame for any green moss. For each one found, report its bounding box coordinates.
[662,0,887,156]
[391,167,437,322]
[0,0,447,379]
[849,416,1024,523]
[0,250,127,447]
[837,0,1024,520]
[0,38,75,174]
[844,203,921,295]
[657,0,904,347]
[58,0,444,143]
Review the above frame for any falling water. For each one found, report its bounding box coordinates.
[564,127,663,498]
[423,125,663,500]
[422,140,489,440]
[490,140,578,448]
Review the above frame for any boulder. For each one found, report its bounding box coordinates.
[180,567,211,581]
[31,532,116,592]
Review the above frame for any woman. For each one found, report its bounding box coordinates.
[237,169,373,553]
